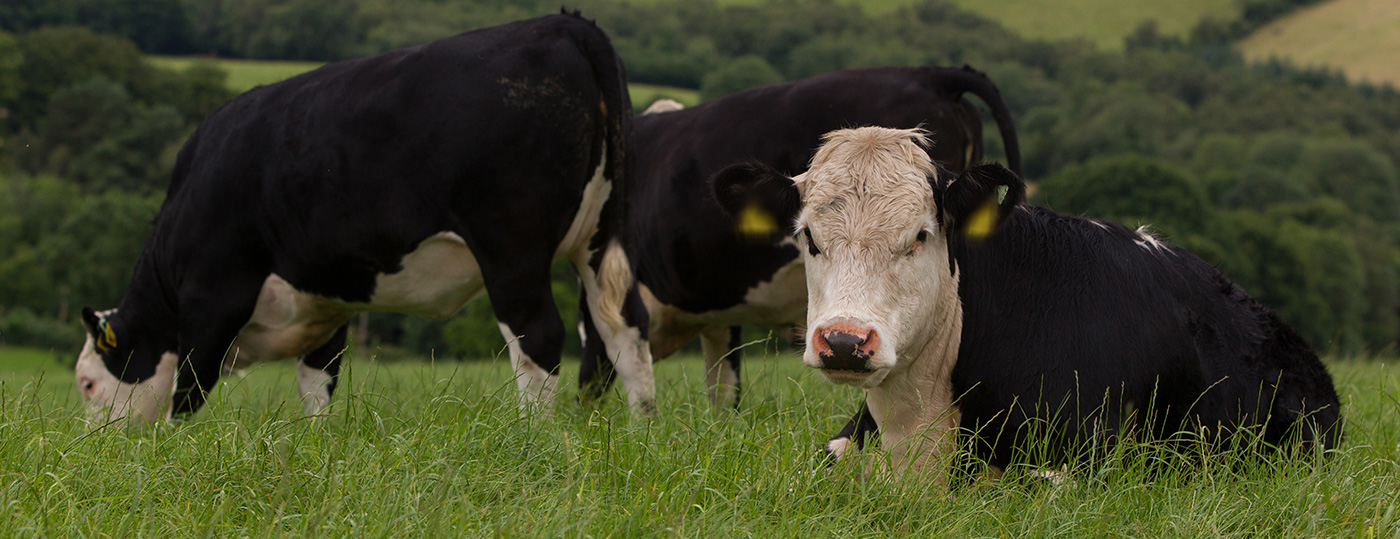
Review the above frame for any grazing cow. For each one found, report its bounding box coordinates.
[74,13,656,425]
[712,127,1342,480]
[579,66,1020,408]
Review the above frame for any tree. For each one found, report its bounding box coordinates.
[700,55,782,101]
[1036,154,1214,242]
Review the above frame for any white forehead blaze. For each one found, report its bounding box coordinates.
[76,337,177,427]
[798,127,940,250]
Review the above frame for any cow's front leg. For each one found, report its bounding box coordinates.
[297,323,347,415]
[700,326,742,408]
[824,401,879,463]
[575,241,655,415]
[172,276,266,418]
[576,287,618,401]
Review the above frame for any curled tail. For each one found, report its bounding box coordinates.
[561,10,637,333]
[932,65,1023,178]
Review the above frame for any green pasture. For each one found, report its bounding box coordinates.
[1239,0,1400,87]
[144,56,701,110]
[1,345,1397,536]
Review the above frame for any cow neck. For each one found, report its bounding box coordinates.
[118,243,180,349]
[865,268,964,476]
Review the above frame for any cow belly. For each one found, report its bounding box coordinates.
[368,231,484,319]
[228,232,484,367]
[647,259,807,358]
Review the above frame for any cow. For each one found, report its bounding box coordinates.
[578,66,1021,408]
[711,127,1342,481]
[74,12,657,426]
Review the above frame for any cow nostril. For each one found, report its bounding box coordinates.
[822,331,867,358]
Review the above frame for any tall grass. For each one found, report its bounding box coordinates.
[1,347,1396,536]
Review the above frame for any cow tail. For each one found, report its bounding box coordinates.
[566,11,636,333]
[942,65,1023,177]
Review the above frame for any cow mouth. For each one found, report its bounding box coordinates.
[820,368,874,376]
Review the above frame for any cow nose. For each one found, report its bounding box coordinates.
[812,323,880,372]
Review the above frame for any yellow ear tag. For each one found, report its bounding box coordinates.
[737,200,778,240]
[97,320,117,352]
[964,198,999,239]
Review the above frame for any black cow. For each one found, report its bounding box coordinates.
[74,13,657,425]
[579,66,1021,407]
[713,127,1342,480]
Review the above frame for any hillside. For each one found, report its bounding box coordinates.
[944,0,1238,50]
[1239,0,1400,87]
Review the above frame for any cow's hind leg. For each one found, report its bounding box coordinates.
[483,264,566,412]
[297,323,347,416]
[575,241,655,415]
[701,326,742,408]
[577,288,618,401]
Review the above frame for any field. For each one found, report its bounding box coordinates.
[944,0,1238,50]
[2,345,1397,536]
[144,56,701,109]
[1238,0,1400,87]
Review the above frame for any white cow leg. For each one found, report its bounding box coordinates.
[700,326,741,409]
[497,322,560,413]
[296,359,335,415]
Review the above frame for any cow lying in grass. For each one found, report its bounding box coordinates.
[712,127,1342,480]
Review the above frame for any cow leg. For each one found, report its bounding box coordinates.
[483,263,565,412]
[577,287,618,400]
[824,402,879,464]
[574,241,655,415]
[297,323,347,416]
[171,275,267,417]
[700,326,742,408]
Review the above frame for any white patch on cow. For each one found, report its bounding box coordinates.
[555,142,611,259]
[76,340,177,427]
[826,437,853,460]
[793,127,971,480]
[498,322,559,412]
[642,98,685,115]
[1089,219,1111,231]
[368,231,484,318]
[1133,225,1170,254]
[296,359,334,416]
[699,327,740,408]
[1028,466,1075,486]
[645,256,807,361]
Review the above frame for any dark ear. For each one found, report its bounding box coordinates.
[710,161,802,242]
[937,163,1025,239]
[81,307,102,337]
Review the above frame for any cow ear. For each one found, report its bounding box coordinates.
[81,307,118,351]
[710,162,801,242]
[938,163,1025,239]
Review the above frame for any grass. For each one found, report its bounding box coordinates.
[2,344,1397,536]
[1238,0,1400,87]
[144,55,700,111]
[944,0,1239,50]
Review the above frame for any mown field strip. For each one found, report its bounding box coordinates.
[1,345,1396,536]
[1239,0,1400,87]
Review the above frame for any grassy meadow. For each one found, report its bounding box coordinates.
[1238,0,1400,87]
[2,344,1398,536]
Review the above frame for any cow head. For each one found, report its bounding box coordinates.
[713,127,1022,389]
[76,307,177,426]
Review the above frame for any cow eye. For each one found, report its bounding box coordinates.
[802,228,821,256]
[908,230,928,255]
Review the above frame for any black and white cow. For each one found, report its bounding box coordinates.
[75,13,656,425]
[713,127,1342,479]
[579,66,1021,407]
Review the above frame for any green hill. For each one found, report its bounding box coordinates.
[1239,0,1400,87]
[944,0,1239,50]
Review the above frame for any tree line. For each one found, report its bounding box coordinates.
[1,0,1397,358]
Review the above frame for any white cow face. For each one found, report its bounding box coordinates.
[712,127,1022,390]
[76,308,177,426]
